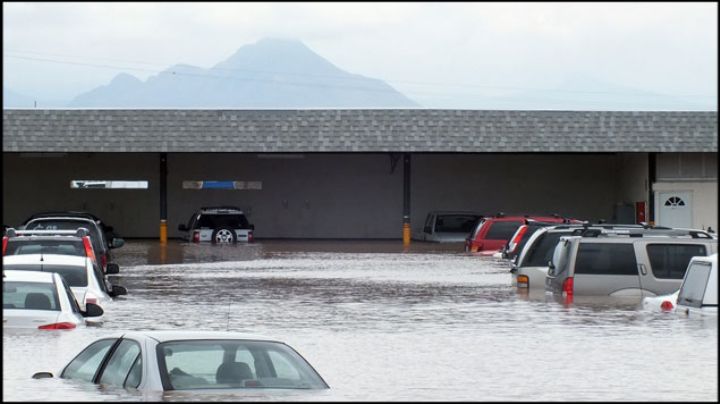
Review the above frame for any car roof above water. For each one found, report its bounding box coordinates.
[121,330,282,343]
[2,269,57,283]
[2,253,88,266]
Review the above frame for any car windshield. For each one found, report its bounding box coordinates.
[3,281,61,311]
[676,261,712,308]
[3,264,88,287]
[24,220,106,253]
[434,215,479,233]
[158,340,327,390]
[6,239,85,257]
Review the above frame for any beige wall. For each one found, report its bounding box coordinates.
[653,181,718,231]
[4,152,648,238]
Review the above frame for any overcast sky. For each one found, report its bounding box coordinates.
[3,2,717,109]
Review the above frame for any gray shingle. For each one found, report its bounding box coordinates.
[2,109,717,153]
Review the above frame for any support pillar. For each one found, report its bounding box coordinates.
[160,152,168,244]
[403,153,411,247]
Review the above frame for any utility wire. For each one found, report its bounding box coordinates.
[4,52,715,101]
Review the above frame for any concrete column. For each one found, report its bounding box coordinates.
[160,152,168,243]
[403,153,411,246]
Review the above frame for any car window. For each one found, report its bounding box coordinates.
[676,261,712,308]
[485,221,522,240]
[99,339,142,387]
[197,214,249,229]
[3,264,88,287]
[62,339,118,382]
[435,215,479,233]
[575,243,638,275]
[646,244,708,279]
[6,239,85,256]
[522,232,564,267]
[60,276,82,313]
[125,355,143,388]
[2,281,61,310]
[158,340,326,390]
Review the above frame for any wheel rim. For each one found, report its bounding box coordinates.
[215,229,234,243]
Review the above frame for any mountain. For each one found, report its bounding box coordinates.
[68,38,419,108]
[3,88,68,109]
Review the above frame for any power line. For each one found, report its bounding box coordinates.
[4,52,716,101]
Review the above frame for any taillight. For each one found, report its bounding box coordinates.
[509,226,528,253]
[82,236,96,262]
[660,300,674,311]
[248,231,254,243]
[517,275,529,288]
[2,236,7,255]
[562,277,574,297]
[193,231,200,243]
[38,322,77,330]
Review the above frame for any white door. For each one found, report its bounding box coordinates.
[657,191,692,228]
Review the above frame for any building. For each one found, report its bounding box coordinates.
[2,109,717,239]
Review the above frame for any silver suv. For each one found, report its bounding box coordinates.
[545,230,717,298]
[178,206,255,244]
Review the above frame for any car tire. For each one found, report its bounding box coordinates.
[211,228,237,244]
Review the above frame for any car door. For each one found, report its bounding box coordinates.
[637,241,709,297]
[97,338,143,389]
[573,240,641,296]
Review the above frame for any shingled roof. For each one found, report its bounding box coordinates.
[2,109,717,153]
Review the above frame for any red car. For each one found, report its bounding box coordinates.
[464,214,575,255]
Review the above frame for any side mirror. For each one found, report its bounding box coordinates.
[32,372,54,379]
[111,238,125,249]
[178,224,188,232]
[110,285,127,297]
[83,302,104,317]
[106,263,120,274]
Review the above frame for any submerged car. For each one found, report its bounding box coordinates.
[179,207,255,244]
[416,211,483,243]
[3,270,103,329]
[21,216,124,274]
[545,230,717,299]
[465,214,573,255]
[33,331,329,391]
[2,254,126,310]
[675,253,717,317]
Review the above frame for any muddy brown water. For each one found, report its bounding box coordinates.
[3,240,717,401]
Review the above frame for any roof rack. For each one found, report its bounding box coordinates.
[200,206,243,211]
[7,228,90,238]
[576,227,714,239]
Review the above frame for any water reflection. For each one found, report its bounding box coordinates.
[3,240,718,401]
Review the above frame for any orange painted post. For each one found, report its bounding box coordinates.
[160,219,168,244]
[403,222,411,247]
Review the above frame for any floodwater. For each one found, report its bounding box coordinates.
[3,240,718,401]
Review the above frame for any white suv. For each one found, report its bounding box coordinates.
[178,206,255,244]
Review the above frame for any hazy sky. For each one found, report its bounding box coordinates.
[3,2,717,109]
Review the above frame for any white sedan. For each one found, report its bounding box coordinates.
[33,331,329,392]
[3,270,104,329]
[2,254,126,311]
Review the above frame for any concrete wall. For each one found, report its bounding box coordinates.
[3,153,159,236]
[410,154,620,227]
[4,152,643,238]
